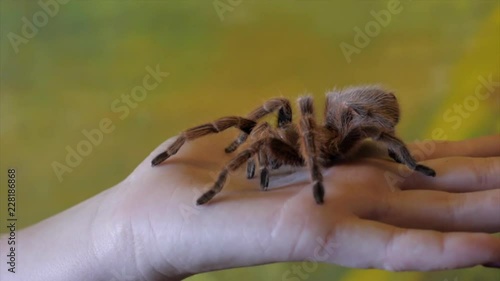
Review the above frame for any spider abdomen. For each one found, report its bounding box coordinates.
[326,86,400,132]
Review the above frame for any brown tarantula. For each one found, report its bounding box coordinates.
[151,86,436,205]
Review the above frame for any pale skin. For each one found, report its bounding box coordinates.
[1,135,499,281]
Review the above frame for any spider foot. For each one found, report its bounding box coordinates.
[196,190,217,205]
[151,152,171,166]
[224,144,238,154]
[415,164,436,177]
[246,160,256,179]
[260,168,269,190]
[313,181,325,204]
[270,159,282,170]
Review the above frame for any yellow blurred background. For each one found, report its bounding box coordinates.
[1,0,499,280]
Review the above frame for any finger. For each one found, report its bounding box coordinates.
[365,189,500,232]
[329,218,500,271]
[400,157,500,192]
[408,135,500,161]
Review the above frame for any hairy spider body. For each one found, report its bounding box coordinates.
[152,86,436,205]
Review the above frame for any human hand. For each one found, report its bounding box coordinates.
[4,135,498,281]
[108,134,500,279]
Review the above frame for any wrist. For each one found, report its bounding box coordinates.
[109,180,192,281]
[0,182,185,281]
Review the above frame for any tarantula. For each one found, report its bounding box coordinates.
[151,86,436,205]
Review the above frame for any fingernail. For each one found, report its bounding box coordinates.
[482,262,500,269]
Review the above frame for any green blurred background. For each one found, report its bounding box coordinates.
[1,0,499,280]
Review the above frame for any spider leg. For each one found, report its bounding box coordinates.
[335,126,380,156]
[246,157,256,179]
[258,148,270,190]
[384,129,402,163]
[298,96,325,204]
[377,132,436,177]
[225,133,248,153]
[225,98,292,153]
[253,122,275,189]
[267,138,304,166]
[151,116,256,166]
[387,149,402,163]
[197,128,305,205]
[249,138,304,184]
[254,122,303,189]
[324,92,339,132]
[340,126,402,163]
[249,122,277,189]
[197,139,266,205]
[270,159,282,170]
[337,127,435,176]
[257,137,306,189]
[247,137,302,177]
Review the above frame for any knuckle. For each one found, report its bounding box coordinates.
[472,157,500,189]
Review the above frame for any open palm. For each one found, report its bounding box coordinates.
[112,134,500,279]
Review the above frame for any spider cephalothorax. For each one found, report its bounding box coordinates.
[152,86,436,205]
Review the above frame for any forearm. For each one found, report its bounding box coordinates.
[0,187,115,281]
[0,183,186,281]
